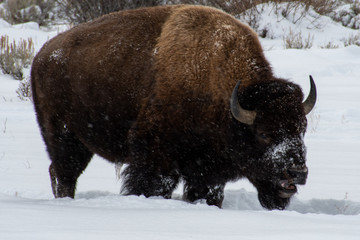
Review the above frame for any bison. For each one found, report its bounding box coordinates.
[31,5,316,210]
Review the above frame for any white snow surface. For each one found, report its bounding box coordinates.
[1,8,360,240]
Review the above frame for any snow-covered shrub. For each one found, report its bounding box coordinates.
[237,1,329,35]
[310,0,338,16]
[276,1,310,23]
[16,77,32,101]
[0,0,56,26]
[319,41,339,49]
[341,33,360,46]
[330,1,360,29]
[0,35,34,80]
[56,0,163,24]
[283,28,314,49]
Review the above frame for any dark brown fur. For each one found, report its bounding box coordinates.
[31,5,310,209]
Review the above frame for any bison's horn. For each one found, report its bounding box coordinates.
[230,80,256,125]
[303,75,317,115]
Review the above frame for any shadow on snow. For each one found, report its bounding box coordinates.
[72,189,360,215]
[223,189,360,215]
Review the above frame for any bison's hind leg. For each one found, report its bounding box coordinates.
[120,163,180,199]
[44,127,93,198]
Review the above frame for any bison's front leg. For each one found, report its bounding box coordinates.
[183,182,225,208]
[122,100,183,199]
[121,162,179,199]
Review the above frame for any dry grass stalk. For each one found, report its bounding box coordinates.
[0,35,34,80]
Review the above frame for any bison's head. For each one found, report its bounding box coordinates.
[231,76,316,210]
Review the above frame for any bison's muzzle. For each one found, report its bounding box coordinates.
[288,165,308,185]
[278,165,308,198]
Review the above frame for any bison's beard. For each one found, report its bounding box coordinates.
[252,180,292,210]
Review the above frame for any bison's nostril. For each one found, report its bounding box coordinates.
[289,165,308,172]
[287,167,308,185]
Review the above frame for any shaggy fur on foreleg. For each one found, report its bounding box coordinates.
[183,182,225,208]
[121,163,180,199]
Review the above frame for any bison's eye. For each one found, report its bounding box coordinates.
[256,132,271,145]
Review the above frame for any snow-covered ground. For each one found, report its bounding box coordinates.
[1,5,360,240]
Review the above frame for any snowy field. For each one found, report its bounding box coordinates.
[1,6,360,240]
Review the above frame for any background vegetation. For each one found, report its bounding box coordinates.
[1,0,359,27]
[0,0,359,101]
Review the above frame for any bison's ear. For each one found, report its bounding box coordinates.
[303,76,317,115]
[230,80,256,125]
